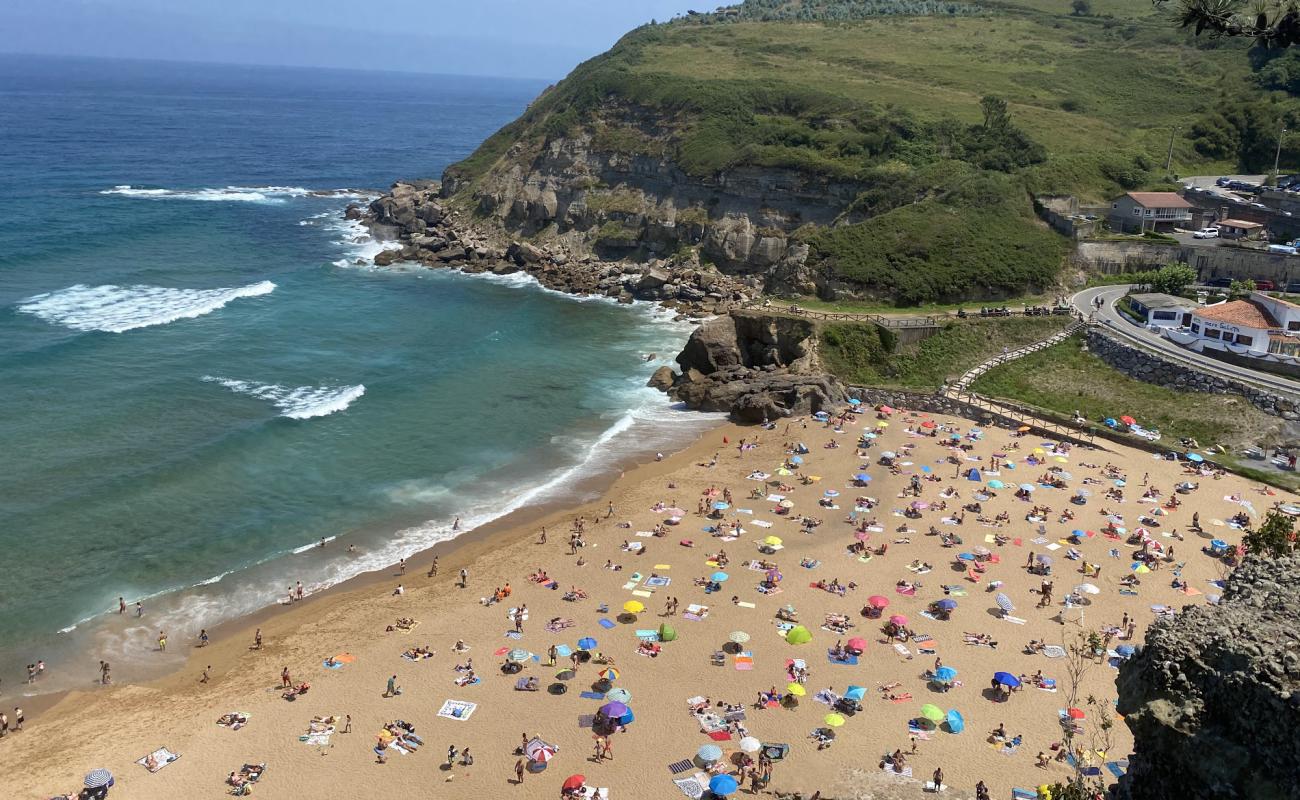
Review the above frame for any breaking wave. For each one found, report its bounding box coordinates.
[17,281,276,333]
[202,376,365,419]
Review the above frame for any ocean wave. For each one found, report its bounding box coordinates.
[17,281,275,333]
[202,376,365,419]
[101,184,375,204]
[325,215,401,266]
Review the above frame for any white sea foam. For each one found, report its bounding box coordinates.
[325,215,401,266]
[202,376,365,419]
[101,185,375,204]
[17,281,275,333]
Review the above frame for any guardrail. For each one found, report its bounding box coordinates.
[946,387,1098,446]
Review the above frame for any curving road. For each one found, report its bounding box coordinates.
[1070,285,1300,399]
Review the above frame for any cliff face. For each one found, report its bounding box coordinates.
[443,102,856,295]
[1115,552,1300,800]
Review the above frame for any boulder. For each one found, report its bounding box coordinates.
[373,249,401,267]
[508,241,546,265]
[437,246,468,263]
[647,366,676,391]
[636,267,671,291]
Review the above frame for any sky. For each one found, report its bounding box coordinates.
[3,0,712,80]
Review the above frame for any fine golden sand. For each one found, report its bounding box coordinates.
[3,407,1287,800]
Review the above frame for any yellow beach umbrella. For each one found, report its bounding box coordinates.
[786,682,806,697]
[876,421,889,428]
[763,535,783,547]
[623,600,645,614]
[1033,447,1046,455]
[1053,456,1068,463]
[823,713,846,727]
[776,468,793,476]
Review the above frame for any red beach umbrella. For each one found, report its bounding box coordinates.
[562,774,587,791]
[847,637,867,652]
[1066,707,1085,720]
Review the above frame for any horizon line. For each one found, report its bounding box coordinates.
[0,50,559,85]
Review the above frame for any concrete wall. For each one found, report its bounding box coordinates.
[1085,329,1299,419]
[1072,239,1300,284]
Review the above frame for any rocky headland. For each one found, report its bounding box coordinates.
[1115,551,1300,800]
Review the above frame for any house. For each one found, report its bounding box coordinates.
[1126,292,1197,328]
[1215,218,1265,240]
[1165,292,1300,367]
[1108,192,1193,234]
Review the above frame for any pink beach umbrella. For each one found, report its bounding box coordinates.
[854,531,871,542]
[846,637,868,652]
[889,614,909,626]
[867,595,890,609]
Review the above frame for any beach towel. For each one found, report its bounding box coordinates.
[707,730,732,741]
[1106,761,1129,778]
[654,564,672,570]
[892,643,913,659]
[753,520,773,528]
[631,589,653,598]
[579,690,606,700]
[300,728,333,745]
[919,610,938,621]
[827,652,859,665]
[436,700,476,721]
[925,781,946,793]
[598,618,617,629]
[673,773,708,799]
[1001,615,1027,625]
[136,747,180,772]
[577,714,596,729]
[913,636,936,653]
[645,576,671,588]
[455,676,482,687]
[734,651,754,671]
[895,585,916,596]
[907,722,933,740]
[668,759,694,775]
[883,764,913,778]
[1013,789,1037,800]
[889,693,913,703]
[635,629,660,640]
[1041,645,1067,658]
[504,630,523,639]
[621,581,638,590]
[736,601,756,609]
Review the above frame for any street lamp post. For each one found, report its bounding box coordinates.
[1275,125,1289,180]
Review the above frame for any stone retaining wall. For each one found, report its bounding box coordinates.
[1086,329,1299,420]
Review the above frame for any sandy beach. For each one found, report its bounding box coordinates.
[3,405,1287,800]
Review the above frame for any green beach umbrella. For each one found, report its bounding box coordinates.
[785,625,812,645]
[920,704,945,723]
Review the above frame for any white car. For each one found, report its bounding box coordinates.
[1193,227,1219,239]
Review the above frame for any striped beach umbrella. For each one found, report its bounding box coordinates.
[507,648,530,662]
[597,667,620,681]
[697,744,723,763]
[995,593,1015,614]
[84,770,113,789]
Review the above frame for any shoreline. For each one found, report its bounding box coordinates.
[23,414,728,727]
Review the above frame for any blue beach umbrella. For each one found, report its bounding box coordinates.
[957,552,975,561]
[936,598,957,611]
[995,593,1015,614]
[616,708,635,725]
[712,571,730,582]
[946,709,965,733]
[709,774,739,796]
[697,744,723,763]
[1187,453,1204,463]
[1019,483,1036,492]
[790,456,804,465]
[854,473,871,482]
[844,685,867,701]
[935,666,957,682]
[921,465,932,473]
[713,501,730,511]
[966,469,981,481]
[577,637,597,650]
[1116,644,1136,657]
[848,398,862,405]
[993,671,1021,688]
[987,479,1005,489]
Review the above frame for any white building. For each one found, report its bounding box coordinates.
[1166,291,1300,360]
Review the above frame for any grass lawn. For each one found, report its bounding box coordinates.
[970,335,1283,450]
[820,316,1066,390]
[778,292,1065,315]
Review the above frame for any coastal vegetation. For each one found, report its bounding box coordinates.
[969,334,1279,450]
[819,315,1065,389]
[443,0,1300,305]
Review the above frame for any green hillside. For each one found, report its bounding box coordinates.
[445,0,1300,304]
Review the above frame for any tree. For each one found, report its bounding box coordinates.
[1150,263,1198,295]
[1072,0,1093,15]
[1243,509,1298,557]
[1152,1,1300,47]
[1229,278,1257,297]
[980,95,1011,131]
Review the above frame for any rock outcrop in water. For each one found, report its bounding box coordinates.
[656,310,847,421]
[1115,551,1300,800]
[360,181,756,316]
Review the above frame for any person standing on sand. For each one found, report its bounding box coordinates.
[428,557,439,578]
[933,767,944,790]
[343,714,351,733]
[385,674,401,697]
[281,666,291,688]
[158,630,167,652]
[254,628,263,650]
[200,666,210,684]
[514,758,525,783]
[600,736,613,760]
[460,568,469,588]
[118,597,126,614]
[12,707,22,732]
[136,600,143,617]
[446,745,457,767]
[593,735,605,761]
[399,558,406,575]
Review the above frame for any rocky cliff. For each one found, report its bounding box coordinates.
[1115,552,1300,800]
[652,310,847,421]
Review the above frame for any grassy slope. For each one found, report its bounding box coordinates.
[969,335,1278,448]
[445,1,1269,303]
[820,315,1065,389]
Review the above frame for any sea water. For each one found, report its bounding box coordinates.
[0,55,719,691]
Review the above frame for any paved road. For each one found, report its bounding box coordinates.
[1070,285,1300,398]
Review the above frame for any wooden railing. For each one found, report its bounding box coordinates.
[949,319,1086,392]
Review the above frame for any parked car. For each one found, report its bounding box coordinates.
[1193,227,1220,239]
[1216,177,1232,187]
[1255,279,1276,290]
[1205,277,1233,288]
[1285,282,1300,293]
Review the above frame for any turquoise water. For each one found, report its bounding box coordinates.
[0,56,715,691]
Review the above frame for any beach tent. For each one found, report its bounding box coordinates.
[844,685,866,702]
[658,623,677,642]
[785,625,813,645]
[967,468,982,481]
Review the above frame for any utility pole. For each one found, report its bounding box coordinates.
[1165,126,1178,173]
[1274,124,1288,180]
